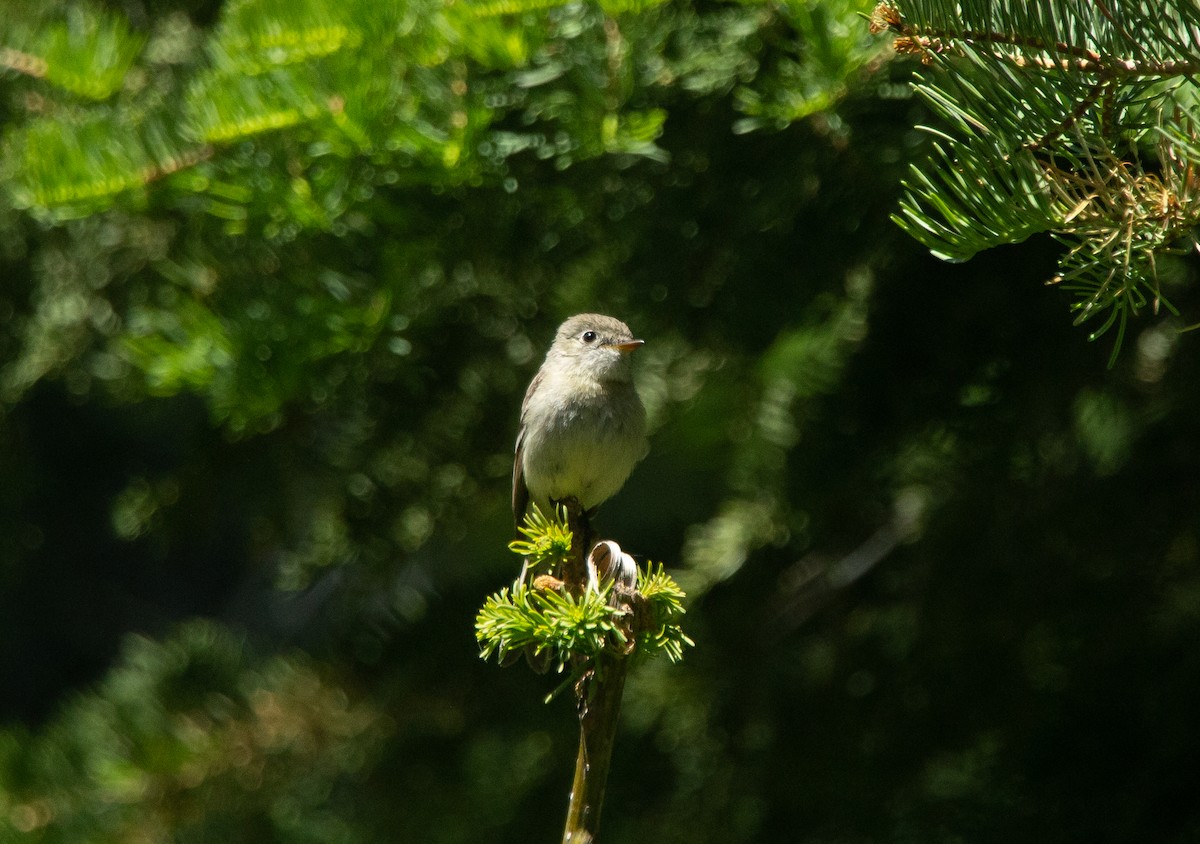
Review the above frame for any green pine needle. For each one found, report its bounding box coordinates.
[480,514,694,675]
[507,503,573,568]
[634,562,695,664]
[876,0,1200,362]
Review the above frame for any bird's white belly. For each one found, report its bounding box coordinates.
[521,396,646,512]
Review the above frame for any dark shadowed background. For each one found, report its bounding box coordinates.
[2,0,1199,841]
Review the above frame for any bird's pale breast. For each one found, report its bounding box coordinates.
[520,375,646,513]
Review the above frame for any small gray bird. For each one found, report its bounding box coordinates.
[513,313,648,526]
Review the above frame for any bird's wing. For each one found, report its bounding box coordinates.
[511,368,543,525]
[512,430,529,526]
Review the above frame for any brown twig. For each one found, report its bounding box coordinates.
[562,498,592,597]
[873,2,1200,77]
[560,502,630,843]
[563,656,628,843]
[1026,78,1107,151]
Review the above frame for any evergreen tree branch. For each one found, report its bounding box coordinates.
[0,46,49,80]
[872,0,1200,360]
[477,504,692,840]
[0,4,144,100]
[478,506,692,670]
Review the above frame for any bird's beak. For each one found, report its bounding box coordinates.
[610,339,645,354]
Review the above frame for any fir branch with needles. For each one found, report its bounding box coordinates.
[871,0,1200,364]
[477,506,693,671]
[479,504,694,841]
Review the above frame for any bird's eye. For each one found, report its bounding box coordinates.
[582,330,597,343]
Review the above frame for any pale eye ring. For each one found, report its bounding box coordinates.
[582,330,597,343]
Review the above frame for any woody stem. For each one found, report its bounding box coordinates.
[561,499,627,843]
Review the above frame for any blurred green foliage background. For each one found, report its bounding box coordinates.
[2,0,1199,841]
